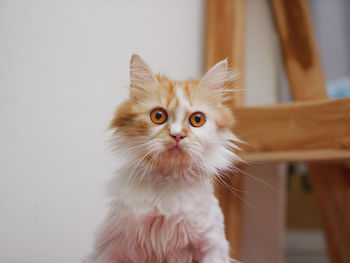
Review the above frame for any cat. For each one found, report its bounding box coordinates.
[84,54,240,263]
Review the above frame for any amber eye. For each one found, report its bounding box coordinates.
[150,107,168,124]
[189,112,206,127]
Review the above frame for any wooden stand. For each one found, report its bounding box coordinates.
[205,0,350,262]
[205,0,246,259]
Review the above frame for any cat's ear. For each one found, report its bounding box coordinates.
[198,58,228,91]
[129,54,157,98]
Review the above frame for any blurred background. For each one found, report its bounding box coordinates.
[0,0,349,263]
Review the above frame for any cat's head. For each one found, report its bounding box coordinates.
[110,54,239,178]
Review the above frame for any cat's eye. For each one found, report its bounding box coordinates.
[150,107,168,124]
[189,112,206,127]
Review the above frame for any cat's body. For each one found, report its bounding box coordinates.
[85,55,239,263]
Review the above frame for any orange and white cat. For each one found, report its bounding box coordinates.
[85,55,240,263]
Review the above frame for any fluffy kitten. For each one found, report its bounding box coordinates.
[85,55,240,263]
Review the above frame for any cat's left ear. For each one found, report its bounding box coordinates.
[198,58,228,91]
[129,54,157,99]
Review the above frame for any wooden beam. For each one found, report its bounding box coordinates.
[233,98,350,155]
[205,0,246,260]
[241,150,350,163]
[212,168,243,260]
[270,1,350,262]
[205,0,245,107]
[309,163,350,263]
[270,0,327,101]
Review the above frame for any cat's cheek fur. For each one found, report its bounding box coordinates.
[189,119,217,144]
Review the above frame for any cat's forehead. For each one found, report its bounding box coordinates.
[167,85,190,111]
[156,76,199,110]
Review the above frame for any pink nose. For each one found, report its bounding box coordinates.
[171,134,185,143]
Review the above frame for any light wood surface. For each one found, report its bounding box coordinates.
[232,98,350,161]
[270,0,327,101]
[270,0,350,262]
[212,168,243,260]
[309,163,350,263]
[205,0,245,108]
[241,150,350,163]
[205,0,246,260]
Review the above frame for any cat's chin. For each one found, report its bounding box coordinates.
[168,145,184,152]
[166,140,190,152]
[163,147,187,158]
[150,148,193,174]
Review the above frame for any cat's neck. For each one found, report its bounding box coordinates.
[107,165,214,199]
[107,167,215,216]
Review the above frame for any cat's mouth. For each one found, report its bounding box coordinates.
[169,145,181,151]
[168,142,185,152]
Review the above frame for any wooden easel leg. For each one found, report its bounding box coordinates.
[205,0,246,260]
[214,169,243,260]
[309,163,350,263]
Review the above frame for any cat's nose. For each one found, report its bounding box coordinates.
[171,133,185,143]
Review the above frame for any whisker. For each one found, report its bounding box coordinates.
[120,149,154,199]
[212,174,257,209]
[232,166,280,193]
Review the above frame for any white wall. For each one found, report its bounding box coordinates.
[0,1,203,262]
[309,0,350,81]
[244,0,279,106]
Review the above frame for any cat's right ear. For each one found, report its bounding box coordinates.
[198,59,228,91]
[129,54,157,99]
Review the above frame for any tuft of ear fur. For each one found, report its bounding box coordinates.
[129,54,157,99]
[198,58,229,91]
[196,58,237,104]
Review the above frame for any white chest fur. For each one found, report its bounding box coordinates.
[113,171,217,218]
